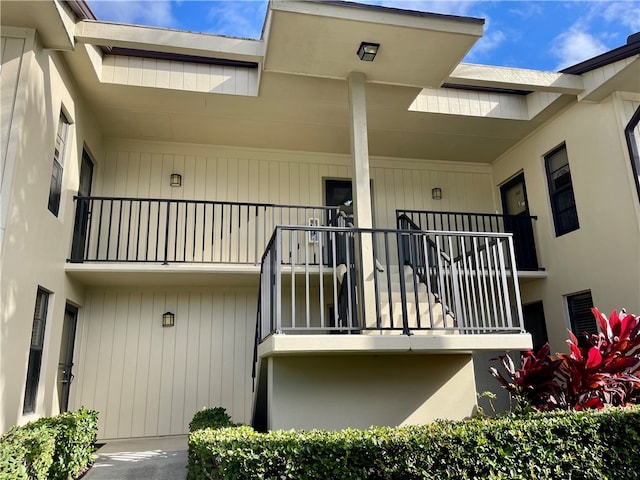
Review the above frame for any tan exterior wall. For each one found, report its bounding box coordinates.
[492,94,640,353]
[266,353,477,430]
[0,30,103,432]
[71,287,256,439]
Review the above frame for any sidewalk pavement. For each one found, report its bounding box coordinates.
[82,435,188,480]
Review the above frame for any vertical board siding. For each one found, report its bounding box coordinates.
[95,145,495,224]
[101,55,258,96]
[71,288,256,439]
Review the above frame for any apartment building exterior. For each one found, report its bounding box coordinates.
[1,0,638,439]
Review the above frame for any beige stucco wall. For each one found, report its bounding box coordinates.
[492,93,640,353]
[266,353,477,430]
[0,29,103,432]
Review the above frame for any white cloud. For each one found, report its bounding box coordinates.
[205,1,268,39]
[552,27,608,70]
[597,1,640,33]
[87,0,177,27]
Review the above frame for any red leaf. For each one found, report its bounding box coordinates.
[592,308,609,337]
[608,309,621,338]
[585,347,602,369]
[619,313,638,341]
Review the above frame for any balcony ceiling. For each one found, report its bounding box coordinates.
[56,0,575,164]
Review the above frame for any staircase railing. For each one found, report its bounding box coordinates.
[396,209,540,271]
[397,213,454,321]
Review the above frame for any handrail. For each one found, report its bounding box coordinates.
[254,225,526,349]
[397,209,540,271]
[398,208,538,222]
[69,196,340,264]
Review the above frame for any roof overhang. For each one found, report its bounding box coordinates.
[1,0,76,49]
[264,0,484,87]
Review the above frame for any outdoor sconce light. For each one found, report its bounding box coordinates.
[357,42,380,61]
[170,173,182,187]
[432,187,442,200]
[162,312,175,327]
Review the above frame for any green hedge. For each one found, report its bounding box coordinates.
[188,406,640,480]
[0,408,98,480]
[189,407,235,432]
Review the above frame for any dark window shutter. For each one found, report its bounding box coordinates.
[567,291,597,346]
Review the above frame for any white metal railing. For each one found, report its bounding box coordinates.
[256,225,525,342]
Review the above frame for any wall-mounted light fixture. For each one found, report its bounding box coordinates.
[170,173,182,187]
[357,42,380,62]
[162,311,175,327]
[432,187,442,200]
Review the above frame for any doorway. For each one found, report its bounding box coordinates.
[523,301,548,352]
[70,150,94,261]
[57,304,78,412]
[500,173,538,270]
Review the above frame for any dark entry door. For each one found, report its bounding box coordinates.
[57,304,78,412]
[500,173,538,270]
[70,151,94,261]
[523,301,548,352]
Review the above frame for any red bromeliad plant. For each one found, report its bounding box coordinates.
[490,308,640,411]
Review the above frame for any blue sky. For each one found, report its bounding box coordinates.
[86,1,640,71]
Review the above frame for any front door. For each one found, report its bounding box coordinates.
[70,150,94,261]
[523,301,548,352]
[500,173,538,270]
[57,304,78,412]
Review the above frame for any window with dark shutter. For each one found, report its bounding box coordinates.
[48,112,70,216]
[545,144,579,236]
[567,291,598,347]
[23,288,49,414]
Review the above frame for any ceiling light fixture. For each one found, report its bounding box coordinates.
[357,42,380,62]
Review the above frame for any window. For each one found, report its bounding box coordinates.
[48,112,70,216]
[545,144,579,236]
[23,288,50,414]
[567,291,598,348]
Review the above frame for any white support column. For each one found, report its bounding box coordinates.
[348,72,373,229]
[348,72,376,328]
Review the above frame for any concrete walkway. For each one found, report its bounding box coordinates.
[83,435,188,480]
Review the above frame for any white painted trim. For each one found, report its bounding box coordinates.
[75,21,265,62]
[257,333,533,357]
[450,63,583,94]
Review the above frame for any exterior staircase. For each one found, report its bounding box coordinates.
[372,265,457,333]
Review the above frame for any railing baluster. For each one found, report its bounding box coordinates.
[290,229,296,330]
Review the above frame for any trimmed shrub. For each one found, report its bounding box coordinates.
[188,406,640,480]
[189,407,235,432]
[0,425,56,480]
[0,407,98,480]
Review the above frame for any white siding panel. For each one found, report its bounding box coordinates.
[72,288,256,439]
[100,55,257,96]
[90,144,495,263]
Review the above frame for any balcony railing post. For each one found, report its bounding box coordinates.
[275,228,282,334]
[396,231,410,335]
[507,234,525,332]
[162,201,170,265]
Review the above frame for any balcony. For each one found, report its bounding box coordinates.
[66,196,339,286]
[254,224,529,352]
[251,224,532,431]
